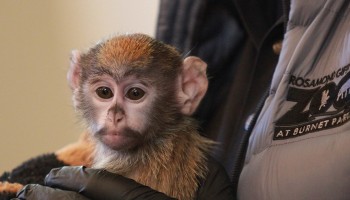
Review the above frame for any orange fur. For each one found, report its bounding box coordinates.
[98,34,153,69]
[134,133,213,200]
[0,182,23,194]
[55,132,94,167]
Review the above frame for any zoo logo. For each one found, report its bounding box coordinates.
[274,64,350,140]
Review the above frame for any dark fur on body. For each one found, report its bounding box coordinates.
[74,34,214,199]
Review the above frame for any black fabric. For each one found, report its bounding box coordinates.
[156,0,286,195]
[3,153,66,186]
[157,0,244,132]
[196,157,234,200]
[0,173,10,183]
[0,193,15,200]
[0,153,66,200]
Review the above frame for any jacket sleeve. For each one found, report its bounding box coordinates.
[196,157,234,200]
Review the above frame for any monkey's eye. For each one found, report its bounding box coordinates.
[126,87,145,100]
[96,87,114,99]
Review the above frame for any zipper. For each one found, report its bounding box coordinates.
[230,87,269,190]
[230,0,290,193]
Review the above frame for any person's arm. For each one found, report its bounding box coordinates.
[14,166,175,200]
[197,157,234,200]
[15,160,234,200]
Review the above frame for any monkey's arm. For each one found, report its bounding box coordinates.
[15,166,175,200]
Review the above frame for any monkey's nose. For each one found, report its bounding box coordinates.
[114,112,123,123]
[109,105,125,124]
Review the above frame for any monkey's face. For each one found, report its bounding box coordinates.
[83,73,156,151]
[70,34,192,152]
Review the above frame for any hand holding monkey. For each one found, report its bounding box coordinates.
[15,33,233,200]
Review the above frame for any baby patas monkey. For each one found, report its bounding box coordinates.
[68,33,215,200]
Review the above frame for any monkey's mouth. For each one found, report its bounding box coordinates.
[96,127,142,150]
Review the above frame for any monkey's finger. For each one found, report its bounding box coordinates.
[13,184,89,200]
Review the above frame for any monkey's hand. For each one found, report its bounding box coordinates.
[14,166,176,200]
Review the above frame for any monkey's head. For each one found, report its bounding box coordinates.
[68,33,208,152]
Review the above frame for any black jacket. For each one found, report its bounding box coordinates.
[156,0,288,194]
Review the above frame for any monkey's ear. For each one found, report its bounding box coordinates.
[67,50,82,90]
[178,56,208,115]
